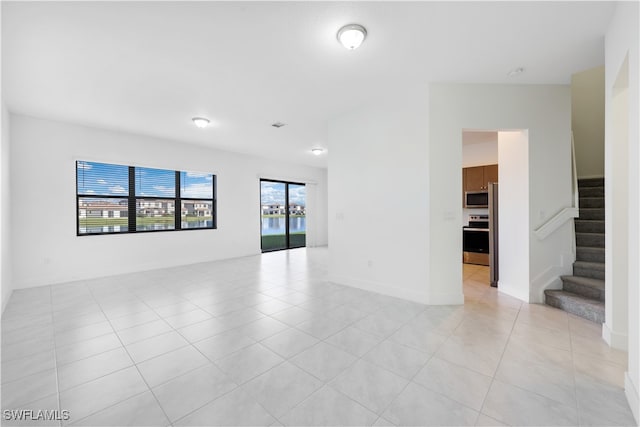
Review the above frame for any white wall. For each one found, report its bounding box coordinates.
[328,84,571,306]
[607,70,629,351]
[1,103,12,312]
[430,84,573,303]
[605,1,639,422]
[497,131,530,301]
[462,141,498,168]
[9,115,328,289]
[327,88,431,303]
[571,66,605,179]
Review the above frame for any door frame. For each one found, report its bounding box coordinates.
[260,178,306,252]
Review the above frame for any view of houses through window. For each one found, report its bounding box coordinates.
[260,180,306,251]
[76,161,216,235]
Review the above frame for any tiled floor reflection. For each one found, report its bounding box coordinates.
[1,248,635,426]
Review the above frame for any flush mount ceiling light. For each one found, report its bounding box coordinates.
[192,117,210,128]
[508,67,525,77]
[271,122,286,128]
[311,148,324,156]
[337,24,367,50]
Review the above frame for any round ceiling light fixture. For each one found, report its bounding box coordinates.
[311,148,324,156]
[337,24,367,50]
[192,117,210,128]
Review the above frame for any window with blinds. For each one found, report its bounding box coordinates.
[76,161,216,236]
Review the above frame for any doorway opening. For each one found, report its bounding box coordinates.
[461,129,529,300]
[461,131,498,288]
[260,179,306,252]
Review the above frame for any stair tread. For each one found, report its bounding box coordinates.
[576,231,605,235]
[578,178,605,187]
[575,246,605,263]
[576,246,605,251]
[573,260,605,271]
[560,275,605,290]
[574,219,605,233]
[544,290,604,311]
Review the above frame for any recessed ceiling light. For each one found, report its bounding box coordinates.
[192,117,210,128]
[272,122,286,128]
[311,148,324,156]
[508,67,525,77]
[337,24,367,50]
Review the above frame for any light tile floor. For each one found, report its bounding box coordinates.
[1,248,636,426]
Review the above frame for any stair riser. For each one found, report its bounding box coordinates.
[575,221,605,234]
[579,187,605,197]
[576,233,605,248]
[562,279,605,301]
[580,198,605,208]
[576,248,605,263]
[545,293,605,323]
[578,178,605,188]
[573,266,605,280]
[579,209,605,220]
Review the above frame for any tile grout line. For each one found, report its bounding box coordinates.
[373,304,496,426]
[369,305,450,424]
[275,320,391,424]
[279,302,429,426]
[138,282,291,426]
[139,291,259,424]
[569,315,583,426]
[79,284,174,426]
[6,255,630,426]
[49,285,63,427]
[168,348,289,426]
[168,280,413,426]
[260,300,418,425]
[475,303,591,425]
[472,297,522,426]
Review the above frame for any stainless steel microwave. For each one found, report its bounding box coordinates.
[465,191,489,208]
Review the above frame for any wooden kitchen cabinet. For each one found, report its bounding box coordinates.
[484,164,498,186]
[463,164,498,192]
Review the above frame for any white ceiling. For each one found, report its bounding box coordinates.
[463,131,498,146]
[2,1,614,167]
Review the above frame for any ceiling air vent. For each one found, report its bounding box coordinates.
[271,122,286,128]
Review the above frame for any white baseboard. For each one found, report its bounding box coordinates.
[428,290,465,305]
[625,372,639,425]
[602,323,629,350]
[496,281,530,303]
[1,289,12,314]
[328,274,463,305]
[529,252,574,303]
[529,269,563,303]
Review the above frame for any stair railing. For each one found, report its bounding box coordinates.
[571,131,579,211]
[534,132,579,240]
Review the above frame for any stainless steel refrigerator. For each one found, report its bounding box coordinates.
[488,182,499,287]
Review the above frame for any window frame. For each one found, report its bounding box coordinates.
[76,161,216,236]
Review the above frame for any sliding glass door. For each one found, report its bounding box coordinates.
[260,179,306,252]
[287,183,306,249]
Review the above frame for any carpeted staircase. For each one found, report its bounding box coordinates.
[544,178,605,323]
